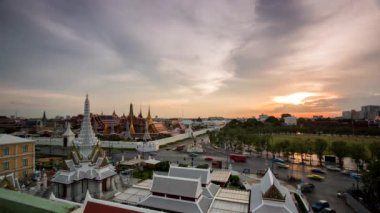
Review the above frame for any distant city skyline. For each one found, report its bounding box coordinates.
[1,0,380,118]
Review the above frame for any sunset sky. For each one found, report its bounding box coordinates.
[1,0,380,118]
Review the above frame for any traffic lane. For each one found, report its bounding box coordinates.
[305,171,355,213]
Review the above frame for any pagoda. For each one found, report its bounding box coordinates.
[51,95,116,202]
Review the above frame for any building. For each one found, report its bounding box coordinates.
[250,169,298,213]
[342,110,361,120]
[361,105,380,120]
[283,116,297,126]
[51,95,116,202]
[0,134,35,178]
[138,166,220,213]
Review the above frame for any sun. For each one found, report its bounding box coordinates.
[273,92,317,105]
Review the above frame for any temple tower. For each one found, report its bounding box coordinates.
[73,94,99,159]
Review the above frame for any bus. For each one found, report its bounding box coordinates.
[229,154,247,163]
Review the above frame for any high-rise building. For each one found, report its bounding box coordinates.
[361,105,380,120]
[342,110,361,120]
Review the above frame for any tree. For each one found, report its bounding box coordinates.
[281,113,292,118]
[313,139,328,166]
[362,161,380,211]
[350,143,368,172]
[330,141,350,168]
[305,139,313,166]
[368,141,380,161]
[294,139,307,164]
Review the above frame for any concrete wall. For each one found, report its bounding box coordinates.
[33,128,216,151]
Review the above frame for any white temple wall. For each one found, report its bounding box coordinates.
[33,128,216,150]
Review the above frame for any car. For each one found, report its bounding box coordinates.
[311,168,326,174]
[307,174,325,181]
[326,165,341,172]
[204,156,213,161]
[320,208,336,213]
[298,182,315,193]
[312,200,330,212]
[242,168,250,174]
[189,153,199,158]
[275,162,289,169]
[350,173,362,181]
[272,158,285,163]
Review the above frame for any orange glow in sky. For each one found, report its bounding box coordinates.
[273,92,318,105]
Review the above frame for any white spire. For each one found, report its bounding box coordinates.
[143,120,151,141]
[63,122,75,136]
[74,94,99,159]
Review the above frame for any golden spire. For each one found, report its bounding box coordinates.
[146,105,153,125]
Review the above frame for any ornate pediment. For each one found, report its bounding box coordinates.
[263,184,285,201]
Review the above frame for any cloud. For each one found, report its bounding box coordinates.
[0,0,379,117]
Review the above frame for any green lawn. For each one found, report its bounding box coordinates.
[272,134,380,144]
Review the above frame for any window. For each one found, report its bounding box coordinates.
[3,147,9,156]
[22,144,28,153]
[22,159,28,167]
[3,161,9,171]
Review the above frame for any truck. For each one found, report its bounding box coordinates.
[229,154,247,163]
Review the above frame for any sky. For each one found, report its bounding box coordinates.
[1,0,380,118]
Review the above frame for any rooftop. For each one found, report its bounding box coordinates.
[211,169,231,183]
[0,134,34,145]
[0,188,79,213]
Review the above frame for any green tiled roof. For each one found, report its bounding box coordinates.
[0,188,80,213]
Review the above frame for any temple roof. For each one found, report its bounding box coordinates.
[250,168,298,213]
[151,174,202,198]
[168,166,211,186]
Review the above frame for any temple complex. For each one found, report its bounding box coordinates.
[51,95,116,202]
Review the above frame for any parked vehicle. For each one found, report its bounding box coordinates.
[229,154,247,163]
[350,173,361,181]
[204,156,214,161]
[307,174,325,181]
[326,165,340,172]
[275,162,290,169]
[298,182,315,193]
[272,158,285,163]
[311,168,326,174]
[312,200,330,212]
